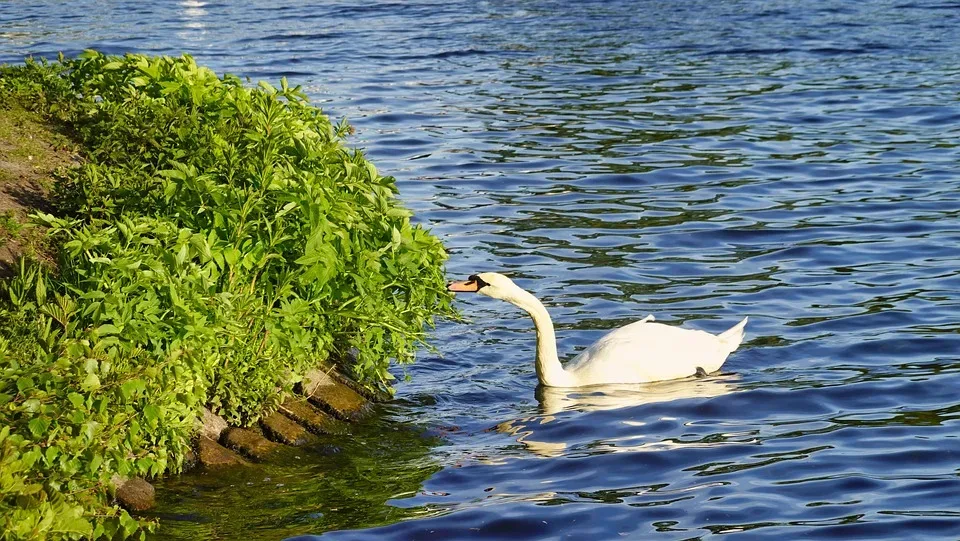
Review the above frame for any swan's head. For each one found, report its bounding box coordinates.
[447,272,525,302]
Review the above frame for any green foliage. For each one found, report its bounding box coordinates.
[0,52,454,539]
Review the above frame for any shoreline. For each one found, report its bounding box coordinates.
[0,53,452,539]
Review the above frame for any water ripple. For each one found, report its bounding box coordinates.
[4,0,960,539]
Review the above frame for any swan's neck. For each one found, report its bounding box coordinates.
[503,288,571,387]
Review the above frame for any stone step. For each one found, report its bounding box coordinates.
[278,397,348,435]
[260,410,317,446]
[197,436,249,468]
[221,427,282,461]
[302,369,372,421]
[323,356,392,403]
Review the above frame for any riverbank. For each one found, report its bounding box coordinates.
[0,52,454,539]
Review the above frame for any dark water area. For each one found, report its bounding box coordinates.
[3,1,960,539]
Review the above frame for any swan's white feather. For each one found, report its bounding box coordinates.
[565,316,748,384]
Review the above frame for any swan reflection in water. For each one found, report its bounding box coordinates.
[493,375,741,458]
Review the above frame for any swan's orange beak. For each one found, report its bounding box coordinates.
[448,279,480,293]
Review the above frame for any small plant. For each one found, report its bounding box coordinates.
[0,52,455,539]
[0,211,22,238]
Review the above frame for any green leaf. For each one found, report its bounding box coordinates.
[258,80,277,94]
[119,382,133,401]
[81,373,101,391]
[143,404,160,426]
[89,453,103,473]
[28,417,50,438]
[67,392,85,409]
[35,276,47,305]
[22,399,41,413]
[94,323,121,336]
[136,457,154,473]
[16,376,34,393]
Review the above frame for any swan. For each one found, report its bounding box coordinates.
[448,272,747,388]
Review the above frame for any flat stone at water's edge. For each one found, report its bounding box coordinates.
[303,369,372,421]
[221,428,282,461]
[324,355,393,403]
[279,397,348,435]
[197,436,249,467]
[261,410,317,446]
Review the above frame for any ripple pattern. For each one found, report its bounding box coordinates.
[3,1,960,539]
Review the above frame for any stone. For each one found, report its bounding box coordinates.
[182,447,199,471]
[278,397,348,435]
[199,407,228,441]
[197,435,249,468]
[115,477,155,512]
[302,369,372,421]
[260,411,316,446]
[221,427,282,461]
[324,356,392,403]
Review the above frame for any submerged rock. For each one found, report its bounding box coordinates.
[221,427,282,461]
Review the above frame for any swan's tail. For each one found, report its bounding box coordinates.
[718,316,748,352]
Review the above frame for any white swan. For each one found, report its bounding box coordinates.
[448,272,747,388]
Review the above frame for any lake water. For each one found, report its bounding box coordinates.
[3,1,960,539]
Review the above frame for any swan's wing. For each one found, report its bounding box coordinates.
[566,318,730,383]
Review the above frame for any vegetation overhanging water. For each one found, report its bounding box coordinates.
[0,52,454,539]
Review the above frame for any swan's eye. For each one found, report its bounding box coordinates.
[468,274,489,289]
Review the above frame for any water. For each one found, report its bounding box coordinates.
[3,1,960,539]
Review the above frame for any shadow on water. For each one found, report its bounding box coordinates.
[146,410,443,541]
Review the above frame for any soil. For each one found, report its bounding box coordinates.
[0,105,78,273]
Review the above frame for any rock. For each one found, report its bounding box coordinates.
[200,407,228,441]
[278,397,348,435]
[115,477,155,511]
[260,411,316,446]
[221,427,282,461]
[302,369,372,421]
[197,435,249,467]
[182,447,199,471]
[323,355,392,402]
[313,444,342,456]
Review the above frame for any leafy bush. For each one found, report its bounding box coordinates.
[0,52,454,539]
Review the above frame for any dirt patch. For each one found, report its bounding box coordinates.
[0,105,78,272]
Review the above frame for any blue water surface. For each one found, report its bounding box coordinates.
[3,1,960,539]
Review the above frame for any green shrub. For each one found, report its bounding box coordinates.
[0,52,454,539]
